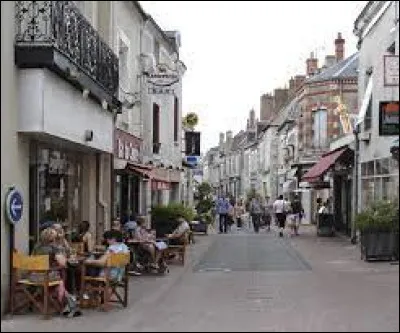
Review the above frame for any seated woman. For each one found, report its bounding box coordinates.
[78,221,94,253]
[166,216,190,245]
[84,230,130,281]
[52,223,72,256]
[134,216,164,269]
[32,228,82,317]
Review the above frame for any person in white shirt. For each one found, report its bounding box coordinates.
[167,216,190,245]
[273,195,287,237]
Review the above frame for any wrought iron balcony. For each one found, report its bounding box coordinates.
[15,1,120,112]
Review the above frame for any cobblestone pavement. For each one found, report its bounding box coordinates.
[2,226,399,332]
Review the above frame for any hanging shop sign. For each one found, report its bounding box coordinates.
[114,128,141,162]
[152,181,171,191]
[379,101,399,136]
[185,131,201,156]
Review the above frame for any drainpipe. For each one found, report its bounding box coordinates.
[98,154,109,234]
[351,125,360,244]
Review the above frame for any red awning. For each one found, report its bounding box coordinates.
[126,163,170,184]
[302,148,348,182]
[126,164,153,178]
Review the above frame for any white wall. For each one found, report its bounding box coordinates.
[112,1,143,138]
[18,69,114,153]
[1,1,30,316]
[358,1,399,163]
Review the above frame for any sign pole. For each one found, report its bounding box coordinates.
[8,223,15,313]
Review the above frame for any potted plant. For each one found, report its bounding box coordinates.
[356,200,399,261]
[151,203,195,237]
[193,182,215,234]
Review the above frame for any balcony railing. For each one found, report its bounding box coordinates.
[15,1,120,110]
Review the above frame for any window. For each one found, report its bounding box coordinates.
[174,97,179,142]
[153,103,160,154]
[312,109,328,148]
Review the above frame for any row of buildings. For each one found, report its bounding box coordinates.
[1,1,191,314]
[203,1,399,237]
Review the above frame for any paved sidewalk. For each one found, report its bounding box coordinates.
[0,233,215,332]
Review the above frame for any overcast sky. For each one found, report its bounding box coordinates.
[140,1,367,152]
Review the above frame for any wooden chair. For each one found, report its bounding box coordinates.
[80,253,130,311]
[10,251,63,319]
[166,231,190,265]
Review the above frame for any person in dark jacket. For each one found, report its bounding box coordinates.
[291,195,304,236]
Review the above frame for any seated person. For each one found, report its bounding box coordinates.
[123,215,137,239]
[84,230,130,281]
[52,223,72,256]
[111,219,121,232]
[32,228,82,317]
[134,216,165,269]
[78,220,94,253]
[166,216,190,245]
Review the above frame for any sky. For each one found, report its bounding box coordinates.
[140,1,368,152]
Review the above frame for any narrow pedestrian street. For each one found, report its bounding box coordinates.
[2,226,398,332]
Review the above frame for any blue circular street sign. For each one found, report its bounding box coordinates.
[6,188,23,225]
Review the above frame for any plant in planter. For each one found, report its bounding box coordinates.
[356,200,399,261]
[193,182,215,234]
[151,203,195,237]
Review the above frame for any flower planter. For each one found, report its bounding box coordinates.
[360,230,398,261]
[190,221,208,235]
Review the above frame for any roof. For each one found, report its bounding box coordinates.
[231,131,247,151]
[306,52,359,83]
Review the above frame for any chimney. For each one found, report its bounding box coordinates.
[260,93,274,121]
[219,132,225,151]
[289,77,295,91]
[306,52,319,76]
[335,32,345,62]
[294,75,306,93]
[273,88,289,113]
[324,55,336,68]
[226,131,233,149]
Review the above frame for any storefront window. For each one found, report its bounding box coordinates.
[382,177,391,201]
[33,145,83,242]
[376,158,390,175]
[362,179,374,208]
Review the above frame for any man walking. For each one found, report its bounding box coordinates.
[250,196,262,233]
[291,195,304,236]
[216,195,230,234]
[273,195,287,237]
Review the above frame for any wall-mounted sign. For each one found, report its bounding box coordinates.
[5,187,23,225]
[114,128,142,163]
[379,101,399,136]
[147,73,179,87]
[148,87,175,95]
[185,131,201,156]
[384,55,399,86]
[152,181,171,191]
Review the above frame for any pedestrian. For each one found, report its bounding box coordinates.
[290,195,304,236]
[250,196,262,233]
[234,198,246,229]
[262,196,272,232]
[216,195,231,234]
[273,195,287,237]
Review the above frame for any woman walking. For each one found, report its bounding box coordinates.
[273,195,287,237]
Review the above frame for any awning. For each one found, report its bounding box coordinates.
[126,163,153,179]
[302,148,348,182]
[356,76,373,126]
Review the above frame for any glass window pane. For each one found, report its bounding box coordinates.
[361,163,368,176]
[362,179,374,209]
[376,158,390,175]
[367,161,375,176]
[382,177,391,201]
[374,178,382,201]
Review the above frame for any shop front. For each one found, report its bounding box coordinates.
[113,129,143,221]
